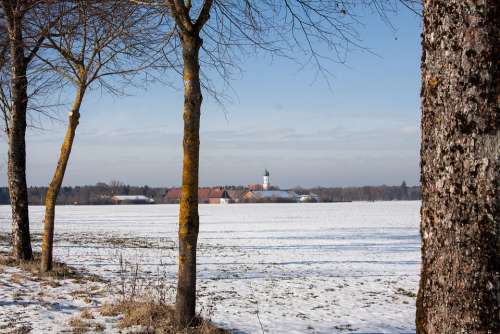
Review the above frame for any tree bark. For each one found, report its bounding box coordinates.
[4,1,32,261]
[40,85,84,272]
[416,1,499,333]
[175,33,202,326]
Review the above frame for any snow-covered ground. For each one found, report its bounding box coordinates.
[0,202,421,334]
[0,264,113,333]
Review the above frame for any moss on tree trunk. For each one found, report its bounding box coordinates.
[40,86,84,272]
[175,33,202,326]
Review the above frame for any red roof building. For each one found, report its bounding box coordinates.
[164,188,231,204]
[247,184,263,191]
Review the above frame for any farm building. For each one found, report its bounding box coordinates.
[297,193,320,202]
[111,195,155,205]
[164,188,231,204]
[243,190,298,202]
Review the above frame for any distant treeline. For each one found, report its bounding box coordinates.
[0,181,420,205]
[292,182,421,202]
[0,182,165,205]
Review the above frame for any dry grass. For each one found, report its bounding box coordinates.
[67,311,107,333]
[12,290,23,300]
[80,309,94,320]
[93,323,105,332]
[68,317,90,334]
[99,303,122,317]
[5,325,32,334]
[10,272,25,284]
[99,300,231,334]
[0,251,104,282]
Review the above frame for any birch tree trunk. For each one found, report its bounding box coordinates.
[40,86,85,272]
[6,3,32,261]
[175,33,202,326]
[416,1,500,332]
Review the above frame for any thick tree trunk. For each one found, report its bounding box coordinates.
[6,4,32,261]
[175,33,202,326]
[40,86,84,272]
[416,1,499,333]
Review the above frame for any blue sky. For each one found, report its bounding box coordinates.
[0,6,422,188]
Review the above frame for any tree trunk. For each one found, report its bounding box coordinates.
[416,1,499,333]
[40,86,84,272]
[6,4,32,261]
[175,33,202,327]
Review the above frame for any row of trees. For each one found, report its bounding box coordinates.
[1,0,498,332]
[0,182,421,205]
[0,183,166,205]
[295,182,421,202]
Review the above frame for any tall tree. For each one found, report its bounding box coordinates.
[37,0,172,272]
[0,0,50,260]
[166,0,211,325]
[162,0,420,326]
[416,1,499,332]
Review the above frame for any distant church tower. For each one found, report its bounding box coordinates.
[263,169,270,190]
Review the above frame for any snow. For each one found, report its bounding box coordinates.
[0,263,113,333]
[0,201,421,333]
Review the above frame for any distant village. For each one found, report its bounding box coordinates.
[110,170,319,205]
[0,170,421,205]
[159,170,320,205]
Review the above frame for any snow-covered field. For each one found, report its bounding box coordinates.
[0,202,421,334]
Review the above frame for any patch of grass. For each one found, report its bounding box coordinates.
[44,279,62,288]
[117,300,174,330]
[396,287,417,298]
[68,317,90,334]
[12,290,23,300]
[68,313,106,334]
[7,325,32,334]
[0,251,105,283]
[10,272,25,284]
[93,323,105,332]
[99,303,122,317]
[102,300,230,334]
[333,324,356,332]
[80,309,94,320]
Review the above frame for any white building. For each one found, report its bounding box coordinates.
[111,195,155,204]
[263,169,270,190]
[297,193,320,202]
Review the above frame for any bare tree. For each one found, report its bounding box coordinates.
[164,0,210,325]
[0,5,58,136]
[160,0,420,326]
[0,6,9,133]
[36,0,174,272]
[0,0,54,261]
[416,1,499,332]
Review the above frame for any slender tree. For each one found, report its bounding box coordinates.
[416,0,499,332]
[165,0,211,325]
[37,0,173,272]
